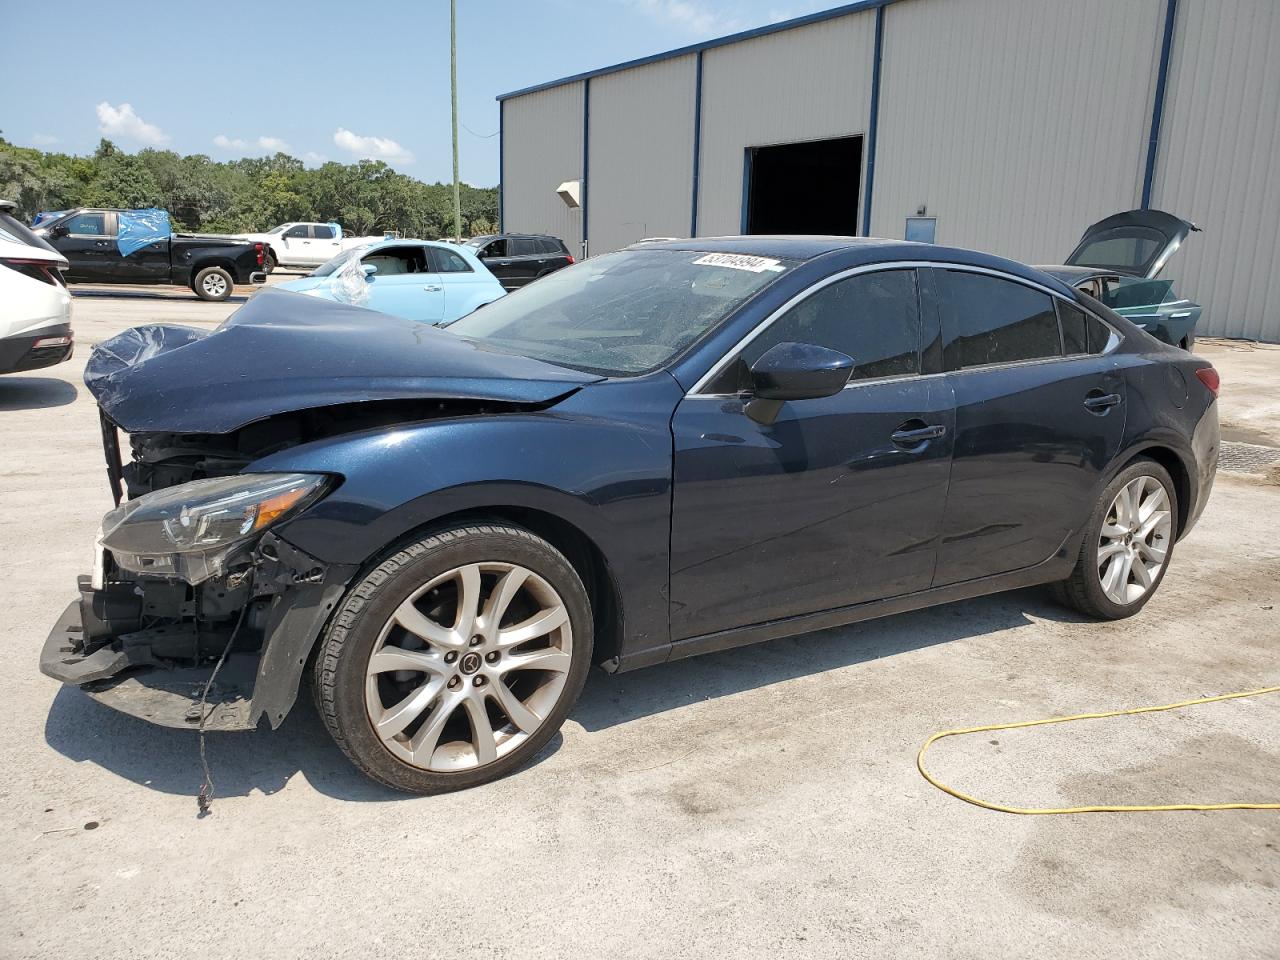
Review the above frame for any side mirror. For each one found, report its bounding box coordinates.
[49,224,68,237]
[362,263,378,278]
[745,341,853,425]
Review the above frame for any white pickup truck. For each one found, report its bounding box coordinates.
[235,222,390,272]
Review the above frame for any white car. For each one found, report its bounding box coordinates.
[0,201,73,375]
[234,222,388,272]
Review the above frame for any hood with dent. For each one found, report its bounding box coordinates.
[85,288,600,434]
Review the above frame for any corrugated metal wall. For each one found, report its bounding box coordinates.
[1151,0,1280,341]
[501,83,585,254]
[870,0,1165,263]
[586,55,698,253]
[696,13,877,237]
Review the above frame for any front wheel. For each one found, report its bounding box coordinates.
[1052,458,1177,619]
[314,523,593,793]
[192,266,233,301]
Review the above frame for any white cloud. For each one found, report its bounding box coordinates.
[333,127,413,164]
[96,102,169,145]
[303,151,328,166]
[31,132,59,146]
[629,0,742,35]
[213,134,291,153]
[257,135,290,152]
[213,134,248,150]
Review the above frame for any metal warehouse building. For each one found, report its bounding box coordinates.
[497,0,1280,342]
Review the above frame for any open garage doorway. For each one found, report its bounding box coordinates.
[743,135,862,236]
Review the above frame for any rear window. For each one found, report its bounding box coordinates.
[312,224,336,240]
[1059,301,1114,355]
[0,211,57,252]
[510,238,539,256]
[431,247,473,273]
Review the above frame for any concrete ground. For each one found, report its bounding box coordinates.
[1,293,1277,959]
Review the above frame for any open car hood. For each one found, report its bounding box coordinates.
[1065,209,1199,279]
[84,288,600,434]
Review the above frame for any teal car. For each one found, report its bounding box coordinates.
[276,239,506,324]
[1038,209,1202,351]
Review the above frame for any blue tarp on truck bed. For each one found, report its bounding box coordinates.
[116,208,171,257]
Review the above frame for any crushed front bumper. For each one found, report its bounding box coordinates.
[40,534,358,731]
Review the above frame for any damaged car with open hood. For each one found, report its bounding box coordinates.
[41,239,1219,794]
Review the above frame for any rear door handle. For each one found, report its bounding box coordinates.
[891,424,947,447]
[1084,391,1122,412]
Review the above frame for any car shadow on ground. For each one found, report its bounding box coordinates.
[0,376,77,411]
[42,587,1083,805]
[70,287,250,302]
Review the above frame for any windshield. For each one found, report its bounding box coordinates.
[311,244,373,277]
[266,224,288,235]
[445,249,793,376]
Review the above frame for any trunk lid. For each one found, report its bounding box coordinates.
[85,288,601,433]
[1064,208,1199,279]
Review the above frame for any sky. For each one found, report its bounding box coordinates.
[2,0,842,186]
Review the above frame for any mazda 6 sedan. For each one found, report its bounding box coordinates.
[42,237,1219,794]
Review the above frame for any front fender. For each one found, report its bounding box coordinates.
[253,375,683,657]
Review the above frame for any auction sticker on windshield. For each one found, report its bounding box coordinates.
[692,253,785,273]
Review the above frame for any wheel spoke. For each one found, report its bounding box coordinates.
[367,646,446,677]
[1137,509,1170,541]
[480,567,529,641]
[375,680,440,739]
[1101,553,1127,603]
[492,680,543,733]
[498,605,568,649]
[1115,484,1136,529]
[1137,486,1167,525]
[393,598,460,649]
[408,692,462,764]
[1139,539,1168,564]
[502,647,572,674]
[1132,555,1153,589]
[1097,540,1126,564]
[453,564,483,642]
[463,696,498,765]
[1101,520,1128,539]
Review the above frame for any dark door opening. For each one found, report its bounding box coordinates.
[744,135,862,236]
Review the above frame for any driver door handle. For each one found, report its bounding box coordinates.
[891,424,947,447]
[1084,391,1122,412]
[423,284,442,292]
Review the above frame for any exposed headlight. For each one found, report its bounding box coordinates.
[100,473,330,583]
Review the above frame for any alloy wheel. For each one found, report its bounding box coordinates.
[1097,475,1172,605]
[202,273,228,297]
[364,562,573,771]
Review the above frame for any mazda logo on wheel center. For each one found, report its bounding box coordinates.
[459,652,483,675]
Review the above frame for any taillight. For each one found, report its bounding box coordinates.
[565,253,575,264]
[1194,366,1220,397]
[1,257,61,286]
[254,242,264,267]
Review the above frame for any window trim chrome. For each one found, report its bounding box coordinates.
[688,259,1123,397]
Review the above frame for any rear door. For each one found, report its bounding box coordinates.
[508,237,545,286]
[311,224,342,262]
[669,267,955,640]
[927,268,1126,586]
[1065,209,1198,279]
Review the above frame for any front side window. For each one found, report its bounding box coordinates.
[431,247,473,273]
[284,225,309,239]
[446,249,793,376]
[938,270,1060,368]
[363,246,428,275]
[65,212,107,236]
[709,269,922,393]
[482,239,507,258]
[311,245,372,276]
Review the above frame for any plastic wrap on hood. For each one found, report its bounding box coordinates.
[33,210,70,227]
[84,324,208,393]
[324,251,371,306]
[117,208,171,257]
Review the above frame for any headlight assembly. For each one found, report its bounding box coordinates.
[100,473,330,583]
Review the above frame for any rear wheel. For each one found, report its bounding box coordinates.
[192,266,233,301]
[314,523,593,793]
[263,249,277,274]
[1179,333,1195,352]
[1052,458,1177,619]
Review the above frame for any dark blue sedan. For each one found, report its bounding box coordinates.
[43,237,1220,793]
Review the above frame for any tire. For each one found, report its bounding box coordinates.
[1051,458,1178,620]
[192,266,233,301]
[1180,333,1195,352]
[263,249,277,274]
[313,523,593,793]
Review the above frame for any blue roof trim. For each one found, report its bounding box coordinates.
[690,50,704,236]
[861,3,885,236]
[496,0,892,101]
[1142,0,1178,209]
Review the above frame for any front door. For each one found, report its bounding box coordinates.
[54,211,113,281]
[479,239,516,289]
[278,223,313,264]
[670,267,955,641]
[362,245,443,322]
[926,267,1127,585]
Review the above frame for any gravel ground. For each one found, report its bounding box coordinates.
[1,297,1277,960]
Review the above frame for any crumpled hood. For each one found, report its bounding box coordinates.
[85,288,600,434]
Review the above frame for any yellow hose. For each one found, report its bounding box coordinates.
[917,685,1280,814]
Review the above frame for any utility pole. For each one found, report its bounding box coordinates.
[450,0,462,241]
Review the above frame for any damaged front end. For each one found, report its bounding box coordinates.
[41,474,356,731]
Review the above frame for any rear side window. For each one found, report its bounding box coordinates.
[510,238,539,256]
[538,238,561,255]
[312,224,336,239]
[431,247,473,273]
[65,212,107,236]
[938,270,1060,368]
[711,269,921,392]
[1059,301,1113,355]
